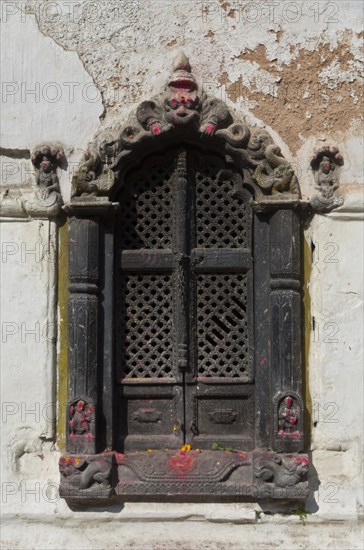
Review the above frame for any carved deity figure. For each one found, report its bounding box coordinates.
[69,400,93,436]
[31,145,64,199]
[278,395,300,435]
[310,145,344,205]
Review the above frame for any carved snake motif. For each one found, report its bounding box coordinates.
[254,144,300,196]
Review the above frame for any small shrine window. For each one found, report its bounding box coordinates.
[60,52,308,503]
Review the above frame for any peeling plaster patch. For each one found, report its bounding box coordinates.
[24,1,363,164]
[220,42,363,153]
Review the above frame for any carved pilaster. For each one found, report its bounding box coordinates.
[67,217,100,454]
[60,198,118,499]
[269,209,304,453]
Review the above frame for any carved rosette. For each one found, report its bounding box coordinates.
[71,51,301,204]
[310,145,344,212]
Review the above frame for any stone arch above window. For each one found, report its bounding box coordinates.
[60,52,309,504]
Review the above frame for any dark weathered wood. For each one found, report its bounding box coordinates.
[115,383,184,451]
[60,52,308,503]
[62,148,306,500]
[253,213,272,449]
[100,219,116,451]
[191,248,252,272]
[67,217,100,454]
[121,249,175,272]
[269,209,304,453]
[173,151,190,373]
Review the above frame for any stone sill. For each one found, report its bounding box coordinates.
[1,507,362,524]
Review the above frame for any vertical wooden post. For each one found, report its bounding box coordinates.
[269,208,304,453]
[173,151,189,373]
[65,201,117,454]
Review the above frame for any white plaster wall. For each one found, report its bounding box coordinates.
[305,205,364,521]
[0,220,59,514]
[1,1,363,548]
[0,7,103,201]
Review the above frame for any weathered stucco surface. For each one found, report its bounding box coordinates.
[1,1,363,548]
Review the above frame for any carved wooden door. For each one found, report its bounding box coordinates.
[115,147,254,452]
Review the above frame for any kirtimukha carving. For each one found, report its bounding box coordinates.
[136,51,231,136]
[310,145,344,211]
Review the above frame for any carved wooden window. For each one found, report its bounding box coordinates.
[114,149,254,454]
[61,53,308,503]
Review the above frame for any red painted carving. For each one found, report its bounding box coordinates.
[31,145,64,199]
[168,450,197,478]
[136,51,231,136]
[310,144,344,211]
[278,395,300,436]
[69,399,94,437]
[255,454,309,488]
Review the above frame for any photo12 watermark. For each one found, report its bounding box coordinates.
[1,1,141,24]
[196,1,340,25]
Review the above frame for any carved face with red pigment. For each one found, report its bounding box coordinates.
[164,69,200,127]
[77,400,85,412]
[319,156,335,175]
[284,396,293,408]
[164,91,200,127]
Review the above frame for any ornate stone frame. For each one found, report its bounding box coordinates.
[60,52,311,503]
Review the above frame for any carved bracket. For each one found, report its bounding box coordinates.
[59,453,114,500]
[310,145,344,212]
[254,453,309,498]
